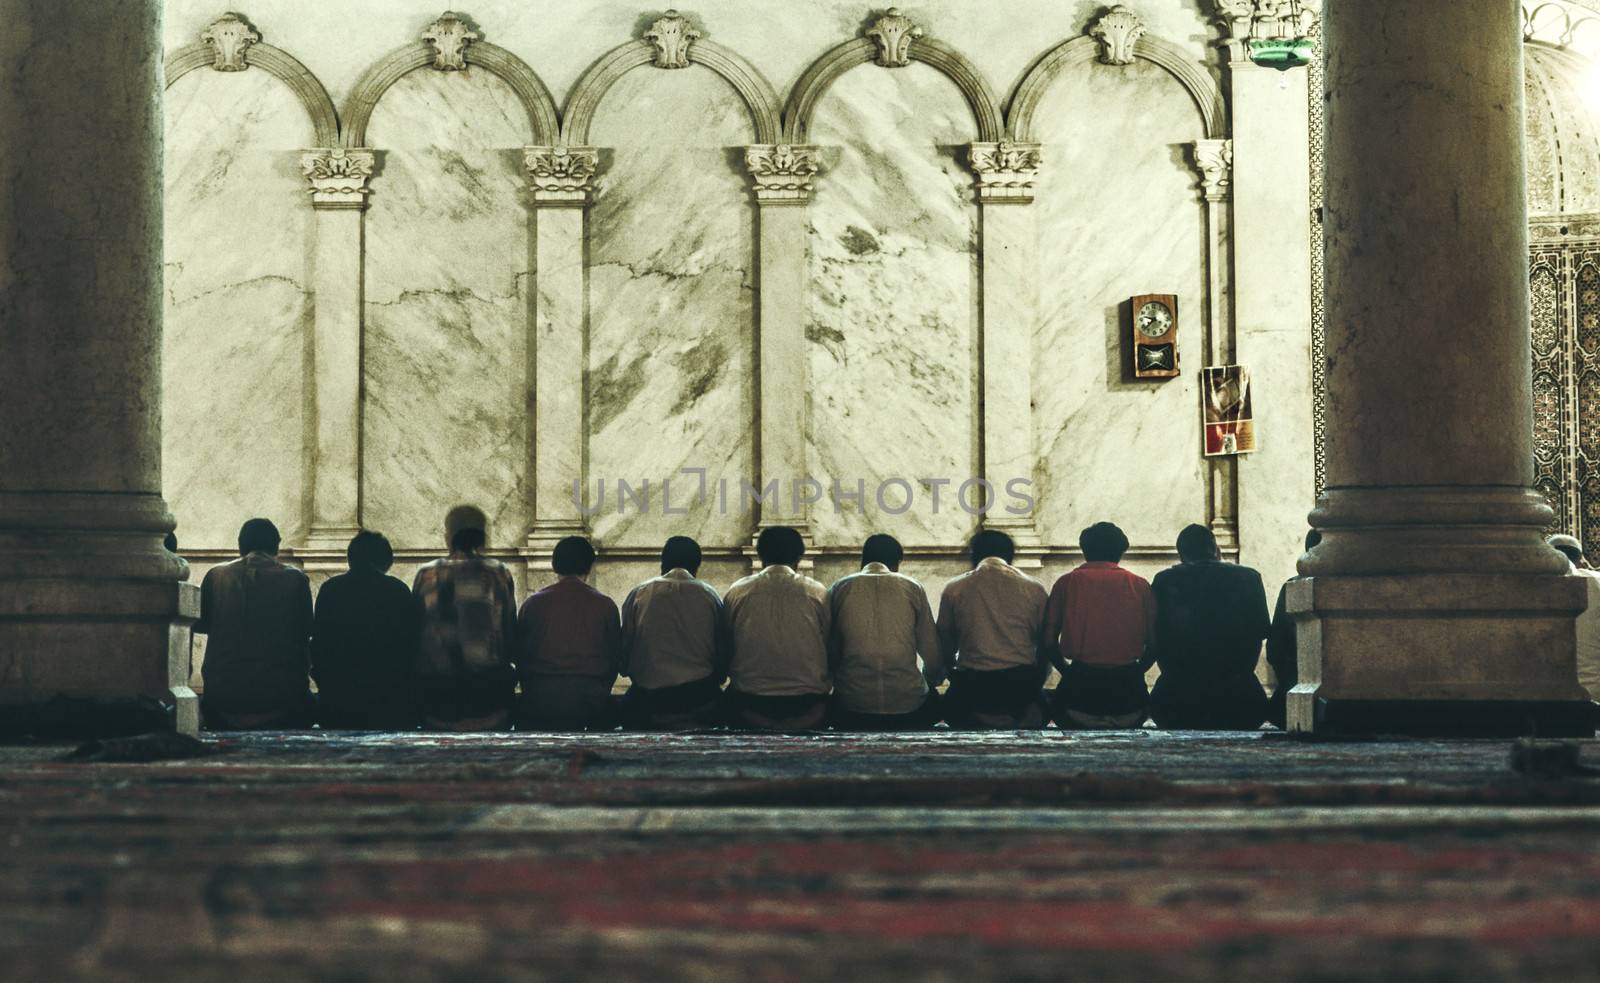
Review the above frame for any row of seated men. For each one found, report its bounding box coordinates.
[194,504,1315,732]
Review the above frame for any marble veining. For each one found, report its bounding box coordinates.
[362,68,532,548]
[806,62,980,548]
[585,65,757,549]
[163,69,313,548]
[1031,58,1209,548]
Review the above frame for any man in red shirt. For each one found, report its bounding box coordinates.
[1043,522,1157,728]
[515,536,622,731]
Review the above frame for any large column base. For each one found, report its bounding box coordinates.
[1287,573,1594,736]
[0,578,200,738]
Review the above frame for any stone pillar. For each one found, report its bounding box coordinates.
[0,0,199,736]
[1225,57,1313,586]
[524,146,598,555]
[1289,0,1591,735]
[744,145,819,537]
[1191,138,1242,557]
[968,142,1043,564]
[300,148,375,553]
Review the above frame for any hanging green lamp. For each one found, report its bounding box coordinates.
[1247,36,1315,70]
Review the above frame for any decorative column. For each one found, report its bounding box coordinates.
[744,144,820,537]
[968,141,1044,562]
[1289,0,1591,735]
[0,0,200,736]
[1217,1,1317,590]
[524,146,599,554]
[1192,139,1240,554]
[300,149,375,553]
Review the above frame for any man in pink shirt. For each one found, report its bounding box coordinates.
[515,536,623,731]
[1043,522,1157,728]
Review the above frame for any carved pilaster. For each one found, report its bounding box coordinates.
[524,146,600,206]
[744,144,821,205]
[200,13,260,72]
[1091,5,1147,65]
[1192,138,1233,201]
[1214,0,1321,61]
[422,11,478,71]
[300,148,376,209]
[644,10,701,68]
[968,142,1042,204]
[867,7,923,67]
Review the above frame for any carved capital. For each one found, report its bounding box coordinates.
[422,11,479,71]
[200,13,260,72]
[644,10,701,69]
[524,146,600,206]
[300,148,376,208]
[1214,0,1320,60]
[867,7,923,68]
[1192,139,1233,201]
[1091,5,1147,65]
[968,142,1042,203]
[744,145,821,205]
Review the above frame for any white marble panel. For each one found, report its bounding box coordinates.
[1032,58,1209,549]
[363,69,531,550]
[806,62,980,548]
[585,65,756,550]
[163,69,313,549]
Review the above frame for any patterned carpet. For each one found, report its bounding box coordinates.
[4,731,1600,980]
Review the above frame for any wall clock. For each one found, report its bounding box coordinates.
[1131,293,1179,380]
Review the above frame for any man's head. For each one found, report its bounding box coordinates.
[661,535,702,576]
[237,518,281,557]
[553,536,597,577]
[347,529,394,573]
[861,533,903,571]
[1549,533,1585,567]
[1079,521,1129,563]
[969,529,1015,566]
[756,526,805,567]
[444,504,488,552]
[1176,523,1220,563]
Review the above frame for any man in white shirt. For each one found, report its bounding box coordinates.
[828,534,946,731]
[722,525,832,730]
[618,536,727,730]
[1548,534,1600,709]
[936,530,1050,729]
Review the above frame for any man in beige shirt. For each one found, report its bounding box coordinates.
[936,530,1050,729]
[1549,534,1600,709]
[828,533,946,730]
[618,535,728,730]
[722,525,832,730]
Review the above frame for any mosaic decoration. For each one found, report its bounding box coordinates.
[1307,24,1327,497]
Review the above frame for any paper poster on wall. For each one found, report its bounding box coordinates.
[1202,364,1256,456]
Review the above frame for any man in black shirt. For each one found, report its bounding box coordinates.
[311,530,422,729]
[1149,524,1270,730]
[1265,528,1321,730]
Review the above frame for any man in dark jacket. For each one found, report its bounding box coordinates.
[1149,524,1270,730]
[1265,528,1321,730]
[311,530,422,730]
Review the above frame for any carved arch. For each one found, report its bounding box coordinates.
[560,39,783,145]
[1007,35,1226,141]
[341,40,559,147]
[165,41,340,147]
[784,37,1005,143]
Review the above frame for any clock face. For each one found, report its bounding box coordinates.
[1137,301,1173,338]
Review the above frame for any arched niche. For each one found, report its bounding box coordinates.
[581,62,761,549]
[784,36,1003,143]
[1023,35,1211,548]
[359,67,533,549]
[561,38,782,145]
[1006,35,1225,141]
[341,39,558,147]
[161,42,325,549]
[804,61,981,548]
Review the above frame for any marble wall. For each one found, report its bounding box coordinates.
[164,67,312,549]
[158,0,1318,596]
[361,69,532,549]
[585,65,756,549]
